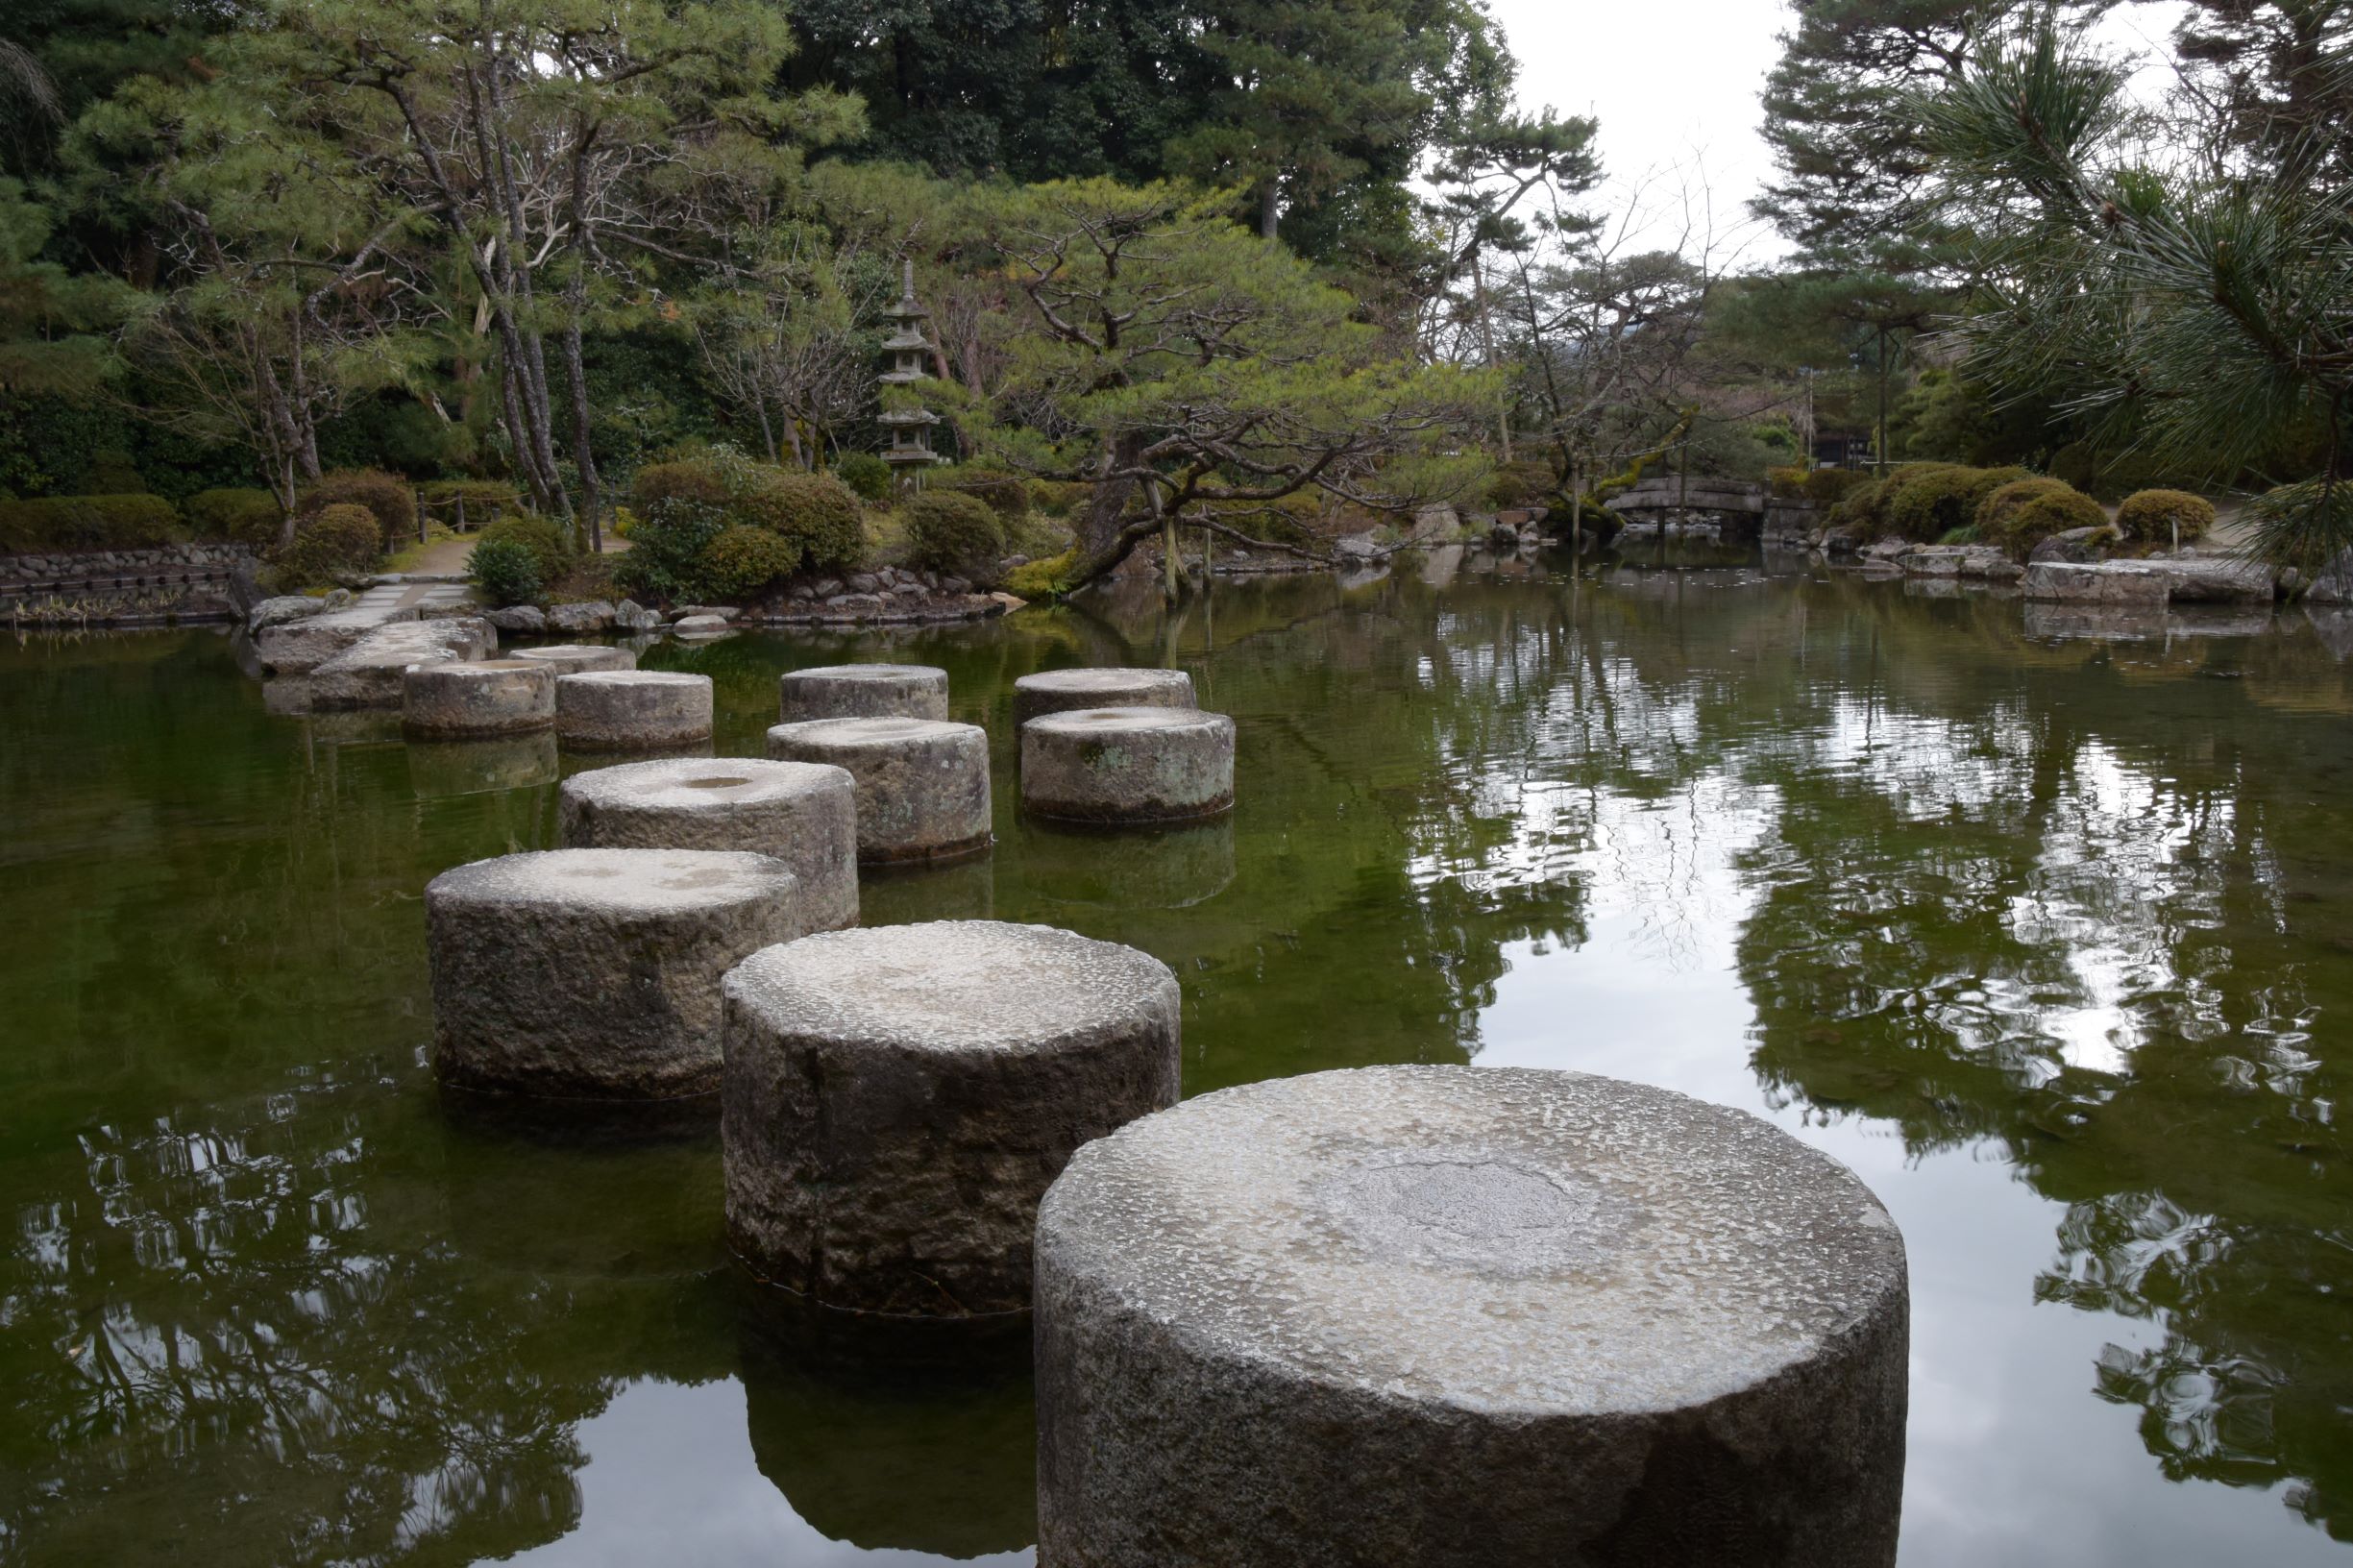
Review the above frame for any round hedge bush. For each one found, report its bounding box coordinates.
[475,513,572,583]
[749,470,866,571]
[1978,478,2107,557]
[2115,489,2215,547]
[300,469,414,548]
[1829,475,1898,540]
[902,490,1004,583]
[468,537,543,606]
[1885,464,2029,542]
[632,455,865,576]
[699,524,801,600]
[831,452,893,503]
[272,502,381,587]
[1803,467,1870,505]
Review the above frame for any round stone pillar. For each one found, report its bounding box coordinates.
[1035,1066,1909,1567]
[723,920,1181,1317]
[513,644,637,676]
[1019,707,1236,824]
[779,663,950,723]
[402,658,557,738]
[560,757,860,934]
[554,670,713,749]
[1013,667,1195,727]
[427,847,802,1103]
[767,717,992,865]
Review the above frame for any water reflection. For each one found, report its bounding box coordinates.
[8,565,2353,1563]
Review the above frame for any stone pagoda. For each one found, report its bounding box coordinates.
[877,257,944,486]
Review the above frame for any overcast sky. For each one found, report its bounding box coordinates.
[1483,0,2194,262]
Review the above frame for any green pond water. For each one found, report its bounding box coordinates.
[7,549,2353,1565]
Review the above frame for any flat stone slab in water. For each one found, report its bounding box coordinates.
[555,670,713,748]
[307,618,496,710]
[428,847,803,1102]
[561,757,861,934]
[403,658,555,737]
[1020,706,1236,824]
[1013,667,1195,727]
[1035,1065,1909,1567]
[767,717,992,865]
[778,663,950,723]
[723,920,1180,1317]
[512,643,637,675]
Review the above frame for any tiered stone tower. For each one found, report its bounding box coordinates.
[877,257,944,487]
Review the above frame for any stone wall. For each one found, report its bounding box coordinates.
[0,543,258,625]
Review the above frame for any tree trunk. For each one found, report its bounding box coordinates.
[563,311,602,551]
[1260,178,1280,242]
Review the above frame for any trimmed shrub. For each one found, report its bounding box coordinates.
[1828,475,1897,539]
[1978,478,2107,557]
[0,493,185,552]
[633,454,865,575]
[1766,465,1808,501]
[301,469,415,548]
[752,470,867,570]
[1485,459,1556,509]
[699,524,802,600]
[902,490,1005,583]
[1885,464,2029,542]
[272,502,381,586]
[935,466,1033,524]
[476,512,571,584]
[631,460,732,515]
[614,498,725,603]
[468,537,543,606]
[83,451,148,494]
[2115,488,2215,547]
[1802,467,1870,504]
[831,451,893,502]
[184,488,283,548]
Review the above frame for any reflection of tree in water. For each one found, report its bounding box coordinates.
[1705,588,2353,1536]
[0,1066,746,1564]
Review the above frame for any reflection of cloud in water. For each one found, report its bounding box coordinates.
[508,1379,1031,1568]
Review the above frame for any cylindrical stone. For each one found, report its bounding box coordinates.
[1013,667,1195,727]
[560,758,860,934]
[513,643,638,675]
[427,848,803,1102]
[555,670,713,748]
[1020,707,1236,824]
[779,663,950,723]
[402,658,557,738]
[723,920,1181,1317]
[766,717,992,865]
[1035,1066,1909,1568]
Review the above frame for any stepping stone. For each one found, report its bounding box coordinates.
[554,670,713,748]
[778,663,950,723]
[1020,706,1236,824]
[767,717,992,865]
[723,919,1181,1316]
[402,658,555,737]
[1034,1065,1909,1567]
[1013,667,1195,727]
[307,617,496,710]
[562,757,861,934]
[427,847,803,1103]
[511,643,636,675]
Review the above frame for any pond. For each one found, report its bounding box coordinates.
[5,549,2353,1566]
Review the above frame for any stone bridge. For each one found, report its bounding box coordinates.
[1603,478,1769,517]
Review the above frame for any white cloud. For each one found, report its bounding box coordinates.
[1480,0,2193,262]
